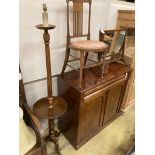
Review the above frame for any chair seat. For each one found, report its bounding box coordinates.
[70,40,108,52]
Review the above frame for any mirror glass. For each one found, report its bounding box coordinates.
[104,30,126,56]
[113,30,126,53]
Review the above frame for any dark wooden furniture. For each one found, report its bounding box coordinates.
[33,23,67,155]
[58,62,131,149]
[61,0,108,87]
[19,67,47,155]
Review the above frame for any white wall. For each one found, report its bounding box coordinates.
[106,0,135,28]
[19,0,134,108]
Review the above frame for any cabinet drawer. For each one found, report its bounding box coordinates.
[84,73,128,103]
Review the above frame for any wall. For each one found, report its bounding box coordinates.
[106,0,135,28]
[19,0,134,109]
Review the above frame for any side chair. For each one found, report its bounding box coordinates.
[61,0,108,88]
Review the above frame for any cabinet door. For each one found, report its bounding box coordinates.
[103,84,124,125]
[78,94,107,141]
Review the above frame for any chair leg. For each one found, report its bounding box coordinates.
[101,51,106,78]
[84,52,88,65]
[41,142,47,155]
[61,47,70,77]
[97,53,102,62]
[121,58,127,65]
[79,51,84,88]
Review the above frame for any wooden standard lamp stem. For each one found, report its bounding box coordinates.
[43,30,53,102]
[34,24,67,155]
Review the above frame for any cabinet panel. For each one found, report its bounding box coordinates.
[103,84,124,125]
[78,94,106,141]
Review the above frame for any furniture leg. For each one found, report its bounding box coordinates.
[84,52,88,65]
[61,47,70,77]
[97,52,102,62]
[41,142,47,155]
[79,51,84,88]
[101,51,106,78]
[122,58,127,65]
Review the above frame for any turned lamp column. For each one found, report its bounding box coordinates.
[43,27,62,154]
[35,24,56,106]
[42,3,53,107]
[43,29,53,107]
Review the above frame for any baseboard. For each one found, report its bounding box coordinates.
[121,100,135,112]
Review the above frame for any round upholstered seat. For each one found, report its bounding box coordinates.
[70,40,108,52]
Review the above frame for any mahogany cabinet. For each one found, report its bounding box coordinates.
[58,62,130,149]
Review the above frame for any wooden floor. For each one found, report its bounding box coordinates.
[47,106,135,155]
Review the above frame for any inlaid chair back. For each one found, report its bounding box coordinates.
[67,0,92,44]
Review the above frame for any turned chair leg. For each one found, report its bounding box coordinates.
[79,51,84,88]
[41,142,47,155]
[101,51,106,78]
[84,52,88,65]
[97,52,102,62]
[61,47,70,77]
[121,57,127,65]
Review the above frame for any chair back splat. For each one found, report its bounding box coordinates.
[67,0,91,40]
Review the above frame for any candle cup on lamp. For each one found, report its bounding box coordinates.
[42,3,48,27]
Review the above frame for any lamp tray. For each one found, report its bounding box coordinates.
[33,96,67,119]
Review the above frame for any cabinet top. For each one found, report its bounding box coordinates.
[58,62,131,92]
[118,10,135,14]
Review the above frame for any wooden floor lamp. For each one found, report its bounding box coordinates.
[33,4,68,155]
